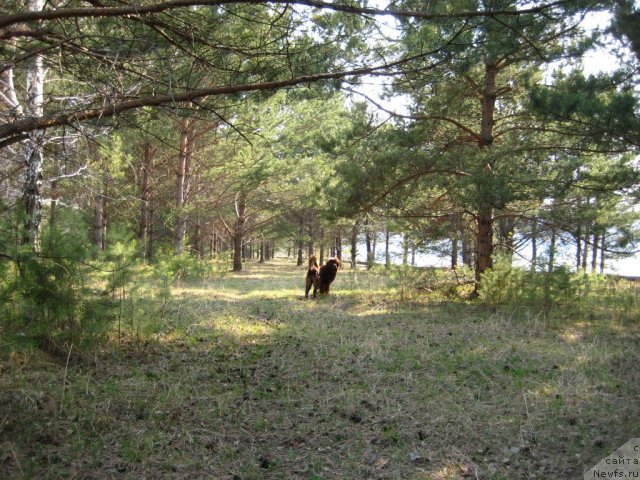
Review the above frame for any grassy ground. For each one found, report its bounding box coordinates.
[1,259,639,479]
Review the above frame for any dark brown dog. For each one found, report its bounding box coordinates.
[318,257,341,295]
[305,255,320,298]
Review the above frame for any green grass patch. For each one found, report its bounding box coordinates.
[1,258,639,479]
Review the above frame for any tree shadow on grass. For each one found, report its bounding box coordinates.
[1,271,638,479]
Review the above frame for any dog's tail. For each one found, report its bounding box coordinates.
[308,255,319,269]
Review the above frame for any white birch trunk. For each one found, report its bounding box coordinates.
[21,0,47,247]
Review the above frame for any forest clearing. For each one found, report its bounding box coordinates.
[1,259,639,479]
[2,1,640,478]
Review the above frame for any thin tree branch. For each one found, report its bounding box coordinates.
[0,55,441,146]
[0,0,572,31]
[343,86,483,143]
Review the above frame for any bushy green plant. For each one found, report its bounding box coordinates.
[478,259,528,305]
[385,263,474,300]
[479,261,570,307]
[477,260,629,318]
[0,230,115,354]
[155,252,230,281]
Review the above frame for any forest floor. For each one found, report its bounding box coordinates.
[1,259,639,479]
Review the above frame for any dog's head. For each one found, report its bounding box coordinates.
[309,255,319,268]
[326,257,341,269]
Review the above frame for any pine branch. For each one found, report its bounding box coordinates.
[0,0,572,30]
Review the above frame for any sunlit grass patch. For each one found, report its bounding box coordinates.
[1,258,638,479]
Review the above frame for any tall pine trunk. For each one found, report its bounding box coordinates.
[475,207,494,282]
[139,141,154,260]
[474,61,498,287]
[575,223,581,272]
[211,230,218,258]
[498,216,516,262]
[599,232,606,274]
[461,222,472,268]
[451,237,458,270]
[402,233,409,266]
[350,221,358,269]
[548,226,557,274]
[93,192,104,253]
[591,230,599,273]
[147,194,156,261]
[232,193,246,272]
[192,222,202,258]
[531,217,538,272]
[175,113,193,254]
[365,217,373,269]
[384,225,390,269]
[307,212,315,257]
[582,232,589,270]
[296,215,304,266]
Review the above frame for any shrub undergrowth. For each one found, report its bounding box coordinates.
[2,242,637,358]
[479,259,639,322]
[0,229,113,354]
[0,229,233,356]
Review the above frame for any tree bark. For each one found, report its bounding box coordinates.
[475,207,494,282]
[297,215,304,266]
[350,221,358,268]
[384,225,390,268]
[451,229,458,270]
[531,217,538,271]
[175,112,194,254]
[402,233,409,265]
[192,222,202,257]
[582,229,589,270]
[211,230,218,258]
[591,230,599,273]
[232,192,246,272]
[148,187,157,260]
[548,225,556,274]
[139,140,154,259]
[498,216,515,262]
[599,232,605,274]
[474,61,498,286]
[102,173,110,250]
[93,192,104,253]
[575,224,581,272]
[307,211,315,256]
[461,223,472,267]
[21,0,46,247]
[365,217,374,269]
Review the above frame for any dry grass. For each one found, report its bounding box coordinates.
[1,259,639,479]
